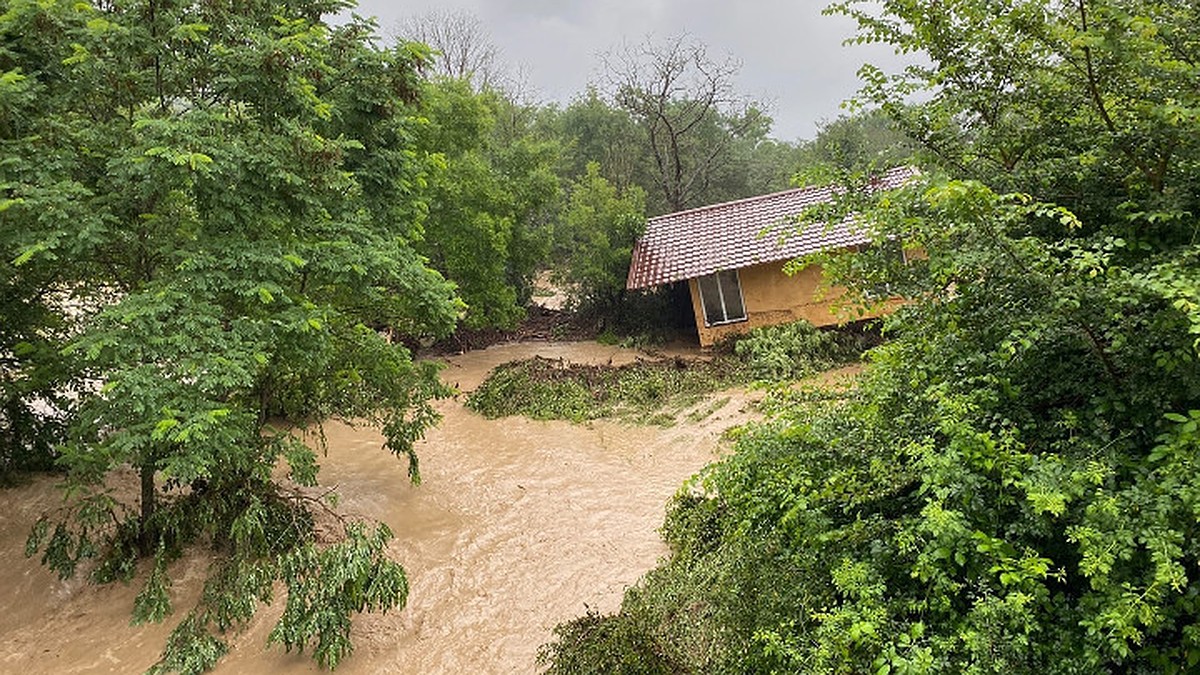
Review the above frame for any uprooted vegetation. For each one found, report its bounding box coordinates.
[466,356,740,425]
[464,320,875,424]
[732,318,878,382]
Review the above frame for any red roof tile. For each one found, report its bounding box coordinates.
[626,166,917,290]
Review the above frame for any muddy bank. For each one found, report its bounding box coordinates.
[1,341,756,674]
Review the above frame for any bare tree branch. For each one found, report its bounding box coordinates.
[601,34,767,212]
[393,9,502,91]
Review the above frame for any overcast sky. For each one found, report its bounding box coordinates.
[346,0,907,143]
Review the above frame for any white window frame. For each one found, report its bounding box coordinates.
[697,270,748,327]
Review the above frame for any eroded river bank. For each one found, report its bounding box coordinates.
[1,341,757,674]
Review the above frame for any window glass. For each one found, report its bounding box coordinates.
[718,270,746,321]
[698,273,724,325]
[697,270,747,326]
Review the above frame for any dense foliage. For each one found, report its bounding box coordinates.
[552,162,647,316]
[542,0,1200,672]
[732,319,872,382]
[3,0,459,670]
[413,78,559,329]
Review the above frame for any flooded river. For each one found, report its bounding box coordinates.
[0,341,756,674]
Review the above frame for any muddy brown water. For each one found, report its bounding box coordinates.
[0,341,767,674]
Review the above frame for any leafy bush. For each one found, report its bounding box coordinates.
[731,319,870,381]
[537,611,680,675]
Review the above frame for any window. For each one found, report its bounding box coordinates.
[697,270,747,326]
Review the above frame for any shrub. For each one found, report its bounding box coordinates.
[537,611,680,675]
[731,320,868,381]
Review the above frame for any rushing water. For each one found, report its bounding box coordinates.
[0,341,758,674]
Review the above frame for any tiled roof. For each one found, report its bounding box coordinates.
[626,166,917,290]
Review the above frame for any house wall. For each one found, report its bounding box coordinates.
[687,261,893,347]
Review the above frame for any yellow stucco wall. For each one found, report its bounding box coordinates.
[687,261,889,347]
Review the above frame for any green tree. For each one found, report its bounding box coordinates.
[3,0,459,670]
[487,93,562,310]
[544,88,645,195]
[543,66,795,223]
[798,107,919,173]
[412,78,559,329]
[601,34,768,214]
[737,137,808,197]
[554,162,646,314]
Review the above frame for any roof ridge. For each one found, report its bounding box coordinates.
[646,182,834,222]
[645,165,918,222]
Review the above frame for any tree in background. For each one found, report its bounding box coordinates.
[542,88,644,196]
[4,0,460,670]
[487,93,563,309]
[393,7,502,90]
[542,0,1200,672]
[412,78,559,329]
[601,34,768,214]
[388,8,560,330]
[798,107,919,172]
[553,162,646,316]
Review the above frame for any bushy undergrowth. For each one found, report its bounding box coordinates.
[538,610,682,674]
[539,392,864,674]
